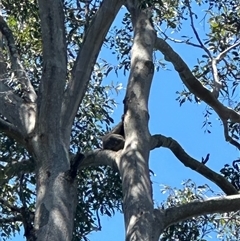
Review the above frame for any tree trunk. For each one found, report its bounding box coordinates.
[117,3,157,240]
[31,134,77,241]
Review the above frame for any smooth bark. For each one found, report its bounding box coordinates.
[116,2,157,240]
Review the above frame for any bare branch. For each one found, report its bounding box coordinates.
[186,0,240,99]
[150,134,238,195]
[155,38,240,122]
[211,58,222,98]
[0,15,37,103]
[216,40,240,62]
[211,40,240,97]
[37,0,67,131]
[159,30,202,48]
[186,0,211,58]
[78,149,118,170]
[154,37,240,149]
[0,117,26,146]
[61,0,124,138]
[155,194,240,230]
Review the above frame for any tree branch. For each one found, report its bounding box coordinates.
[154,37,240,123]
[185,0,223,97]
[150,134,238,195]
[75,149,118,170]
[0,215,22,224]
[217,41,240,61]
[61,0,124,138]
[155,194,240,231]
[223,120,240,150]
[185,0,211,58]
[0,20,37,139]
[37,0,67,132]
[0,15,37,103]
[0,117,26,146]
[0,82,36,136]
[154,37,240,149]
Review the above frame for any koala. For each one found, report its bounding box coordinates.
[102,120,125,151]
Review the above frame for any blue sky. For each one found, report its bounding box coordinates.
[85,54,238,241]
[85,6,239,240]
[10,4,239,241]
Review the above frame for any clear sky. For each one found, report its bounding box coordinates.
[10,4,239,241]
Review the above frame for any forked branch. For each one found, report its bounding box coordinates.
[155,37,240,149]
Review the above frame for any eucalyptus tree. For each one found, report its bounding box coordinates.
[0,0,240,241]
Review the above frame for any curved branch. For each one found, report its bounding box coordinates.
[61,0,124,138]
[216,40,240,62]
[0,117,26,146]
[150,134,238,195]
[0,15,37,103]
[155,194,240,231]
[154,37,240,125]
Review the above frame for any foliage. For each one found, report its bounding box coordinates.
[0,0,239,240]
[220,160,240,190]
[160,180,240,241]
[0,0,123,240]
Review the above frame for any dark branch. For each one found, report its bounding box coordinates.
[69,152,85,178]
[0,215,22,224]
[151,134,238,195]
[0,15,37,103]
[0,117,26,146]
